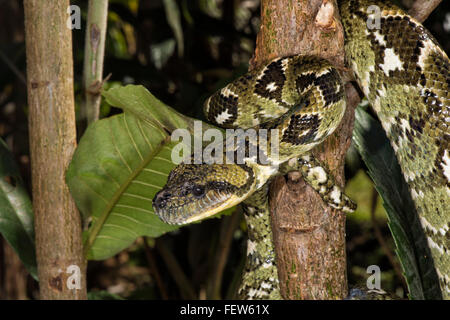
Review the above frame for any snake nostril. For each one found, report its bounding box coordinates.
[153,190,172,209]
[153,192,164,209]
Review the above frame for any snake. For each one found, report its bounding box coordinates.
[152,0,450,299]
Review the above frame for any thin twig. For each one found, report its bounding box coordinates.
[156,238,197,299]
[143,237,168,300]
[225,248,246,299]
[370,188,407,289]
[82,0,108,124]
[207,209,242,299]
[0,50,26,85]
[409,0,442,23]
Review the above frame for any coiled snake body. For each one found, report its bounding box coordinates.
[153,0,450,299]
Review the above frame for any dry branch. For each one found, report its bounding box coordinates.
[409,0,442,23]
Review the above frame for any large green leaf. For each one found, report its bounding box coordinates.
[352,106,442,300]
[0,138,37,279]
[67,85,227,260]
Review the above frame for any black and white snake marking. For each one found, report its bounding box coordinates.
[153,0,449,299]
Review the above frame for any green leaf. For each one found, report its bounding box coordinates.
[352,106,442,300]
[101,85,193,133]
[0,138,37,279]
[67,85,229,260]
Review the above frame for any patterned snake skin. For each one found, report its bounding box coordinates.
[153,0,449,299]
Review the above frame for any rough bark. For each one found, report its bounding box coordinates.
[408,0,442,23]
[251,0,358,299]
[24,0,87,299]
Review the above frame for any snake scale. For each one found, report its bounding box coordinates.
[153,0,449,299]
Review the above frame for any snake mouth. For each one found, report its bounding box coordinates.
[153,190,246,225]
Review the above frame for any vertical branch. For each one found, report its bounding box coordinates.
[207,210,241,299]
[83,0,109,124]
[252,0,357,299]
[156,239,197,299]
[143,237,169,300]
[24,0,87,299]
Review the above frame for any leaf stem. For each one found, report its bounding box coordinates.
[156,238,196,299]
[207,209,241,299]
[82,0,109,124]
[143,237,168,300]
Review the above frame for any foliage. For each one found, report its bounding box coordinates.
[0,138,37,279]
[352,106,442,299]
[0,0,448,299]
[67,85,234,260]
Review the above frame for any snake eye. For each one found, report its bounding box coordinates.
[192,185,205,198]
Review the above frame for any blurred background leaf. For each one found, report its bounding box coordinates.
[0,138,37,280]
[163,0,184,57]
[352,106,442,300]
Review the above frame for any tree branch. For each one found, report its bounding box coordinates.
[256,0,442,300]
[207,210,241,299]
[143,237,168,300]
[156,239,196,299]
[253,0,356,299]
[82,0,108,125]
[24,0,86,299]
[409,0,442,23]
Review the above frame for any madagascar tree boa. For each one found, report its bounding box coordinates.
[153,0,449,299]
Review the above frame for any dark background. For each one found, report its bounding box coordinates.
[0,0,448,299]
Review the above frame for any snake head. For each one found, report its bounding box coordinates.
[152,163,255,225]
